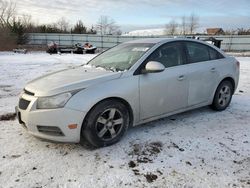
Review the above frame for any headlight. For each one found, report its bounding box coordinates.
[37,92,73,109]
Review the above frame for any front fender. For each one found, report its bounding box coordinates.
[65,75,140,126]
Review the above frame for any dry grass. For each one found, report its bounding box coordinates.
[0,28,17,51]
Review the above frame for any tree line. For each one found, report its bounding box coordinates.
[1,0,250,50]
[165,14,250,36]
[0,0,121,48]
[165,14,199,35]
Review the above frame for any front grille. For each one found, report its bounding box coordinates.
[37,126,65,136]
[24,89,35,96]
[19,98,30,110]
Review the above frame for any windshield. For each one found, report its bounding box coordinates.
[88,43,154,71]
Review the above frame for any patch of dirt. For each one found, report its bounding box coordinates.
[232,157,250,187]
[132,169,140,176]
[219,142,240,156]
[0,113,16,121]
[239,179,250,185]
[128,161,136,168]
[144,173,158,183]
[185,161,192,166]
[2,88,12,92]
[11,155,21,159]
[129,141,163,164]
[157,170,163,175]
[0,85,12,89]
[128,141,163,183]
[233,157,250,165]
[169,142,185,152]
[137,157,153,163]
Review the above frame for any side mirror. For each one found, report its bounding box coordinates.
[142,61,165,73]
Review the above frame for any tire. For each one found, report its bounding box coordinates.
[81,100,130,147]
[211,80,233,111]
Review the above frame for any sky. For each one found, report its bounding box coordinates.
[14,0,250,32]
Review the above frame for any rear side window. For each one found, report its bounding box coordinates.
[185,42,210,63]
[209,47,224,60]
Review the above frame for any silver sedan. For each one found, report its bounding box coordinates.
[16,38,240,147]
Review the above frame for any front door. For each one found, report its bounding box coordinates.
[139,42,189,120]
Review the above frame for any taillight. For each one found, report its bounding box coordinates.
[236,61,240,68]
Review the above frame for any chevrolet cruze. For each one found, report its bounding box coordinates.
[16,38,240,147]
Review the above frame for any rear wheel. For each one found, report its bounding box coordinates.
[211,80,233,111]
[81,100,129,147]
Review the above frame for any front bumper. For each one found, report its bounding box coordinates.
[16,92,86,143]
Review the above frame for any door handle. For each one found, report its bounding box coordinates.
[178,75,185,81]
[210,68,216,72]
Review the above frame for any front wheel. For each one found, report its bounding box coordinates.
[211,80,233,111]
[81,100,129,147]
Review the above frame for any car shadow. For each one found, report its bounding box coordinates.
[35,106,217,151]
[82,106,216,150]
[129,106,215,132]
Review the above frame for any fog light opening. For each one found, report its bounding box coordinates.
[37,126,64,136]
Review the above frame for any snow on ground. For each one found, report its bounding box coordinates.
[0,52,94,114]
[0,52,249,188]
[124,28,166,36]
[227,51,250,57]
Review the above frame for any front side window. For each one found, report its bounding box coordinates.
[88,43,154,71]
[146,42,184,68]
[185,42,210,63]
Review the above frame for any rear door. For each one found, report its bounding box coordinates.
[183,41,221,106]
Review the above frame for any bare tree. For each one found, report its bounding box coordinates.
[0,27,17,50]
[96,16,107,35]
[181,16,187,35]
[56,17,70,32]
[107,20,120,35]
[115,29,122,35]
[237,28,250,35]
[20,14,32,27]
[88,25,97,34]
[96,15,120,35]
[0,0,16,28]
[0,0,17,49]
[188,13,199,34]
[166,19,178,35]
[224,29,236,35]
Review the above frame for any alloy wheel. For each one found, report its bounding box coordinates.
[95,108,124,141]
[218,85,231,107]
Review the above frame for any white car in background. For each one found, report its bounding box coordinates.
[16,38,240,147]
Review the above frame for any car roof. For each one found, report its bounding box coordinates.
[125,37,208,45]
[125,37,227,57]
[125,38,171,44]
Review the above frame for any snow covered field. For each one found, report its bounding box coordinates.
[0,52,249,188]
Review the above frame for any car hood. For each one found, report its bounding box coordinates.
[25,66,122,96]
